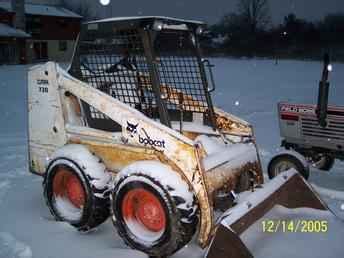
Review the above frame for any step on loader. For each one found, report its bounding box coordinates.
[27,16,332,258]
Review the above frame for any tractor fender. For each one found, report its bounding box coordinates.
[268,149,310,179]
[269,149,309,169]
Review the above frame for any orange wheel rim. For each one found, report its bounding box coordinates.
[53,168,86,208]
[122,188,166,232]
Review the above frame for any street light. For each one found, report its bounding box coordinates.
[99,0,112,18]
[99,0,110,6]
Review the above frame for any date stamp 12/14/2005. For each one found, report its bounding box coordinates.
[262,220,328,233]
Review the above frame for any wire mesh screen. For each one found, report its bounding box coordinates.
[70,26,211,131]
[154,30,209,113]
[73,28,158,124]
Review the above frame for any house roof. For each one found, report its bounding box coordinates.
[0,2,82,18]
[0,22,30,38]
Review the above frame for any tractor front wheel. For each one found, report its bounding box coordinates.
[268,153,309,180]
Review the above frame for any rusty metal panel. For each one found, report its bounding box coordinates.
[206,170,329,258]
[214,108,252,136]
[221,170,327,236]
[206,225,253,258]
[194,144,214,248]
[72,140,159,173]
[206,161,261,195]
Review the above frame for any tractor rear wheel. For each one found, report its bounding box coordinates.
[309,154,335,171]
[111,161,198,257]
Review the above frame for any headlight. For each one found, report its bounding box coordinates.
[196,26,204,35]
[153,21,164,31]
[327,64,333,72]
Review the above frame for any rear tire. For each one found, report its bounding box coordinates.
[309,154,335,171]
[268,154,309,180]
[44,145,111,231]
[111,161,198,257]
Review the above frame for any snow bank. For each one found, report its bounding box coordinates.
[0,232,32,258]
[0,180,11,203]
[312,183,344,201]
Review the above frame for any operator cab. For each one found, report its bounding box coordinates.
[69,16,217,136]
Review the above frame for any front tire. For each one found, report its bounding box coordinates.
[111,161,198,257]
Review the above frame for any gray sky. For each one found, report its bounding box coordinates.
[94,0,344,25]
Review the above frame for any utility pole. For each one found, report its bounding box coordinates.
[99,0,111,18]
[11,0,26,64]
[11,0,25,31]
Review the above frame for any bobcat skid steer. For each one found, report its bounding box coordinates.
[28,17,329,258]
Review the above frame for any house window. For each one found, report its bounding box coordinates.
[0,43,16,64]
[59,41,68,51]
[26,16,42,36]
[33,42,48,60]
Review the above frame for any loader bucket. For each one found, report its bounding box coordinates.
[206,169,329,258]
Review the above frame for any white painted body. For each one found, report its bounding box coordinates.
[28,63,68,173]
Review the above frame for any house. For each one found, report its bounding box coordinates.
[0,2,29,64]
[0,0,82,64]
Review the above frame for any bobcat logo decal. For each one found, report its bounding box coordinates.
[125,121,166,149]
[126,122,138,137]
[139,128,166,148]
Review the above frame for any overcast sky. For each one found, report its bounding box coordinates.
[94,0,344,25]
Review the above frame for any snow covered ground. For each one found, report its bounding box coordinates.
[241,205,344,258]
[0,58,344,258]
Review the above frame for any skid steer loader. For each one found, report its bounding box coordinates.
[28,17,330,258]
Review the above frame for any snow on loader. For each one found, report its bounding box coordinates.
[268,53,344,180]
[27,17,329,258]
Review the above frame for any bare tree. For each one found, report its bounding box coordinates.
[237,0,270,33]
[60,0,97,21]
